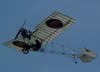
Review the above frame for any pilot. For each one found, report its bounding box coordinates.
[31,39,42,51]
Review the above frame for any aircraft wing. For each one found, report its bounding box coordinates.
[31,11,75,43]
[3,11,75,51]
[3,36,25,51]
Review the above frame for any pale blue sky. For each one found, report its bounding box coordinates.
[0,0,100,72]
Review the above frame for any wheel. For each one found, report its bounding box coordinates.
[22,48,29,54]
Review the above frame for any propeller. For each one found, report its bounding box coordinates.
[14,20,26,40]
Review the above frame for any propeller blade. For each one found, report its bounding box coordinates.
[14,29,21,40]
[14,20,27,40]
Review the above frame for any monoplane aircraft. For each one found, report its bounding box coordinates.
[4,11,96,63]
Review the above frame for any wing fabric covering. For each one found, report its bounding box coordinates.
[3,37,26,51]
[3,11,75,52]
[31,11,75,43]
[78,48,96,62]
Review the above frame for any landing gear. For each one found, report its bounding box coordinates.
[12,40,30,54]
[22,48,29,54]
[12,39,42,54]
